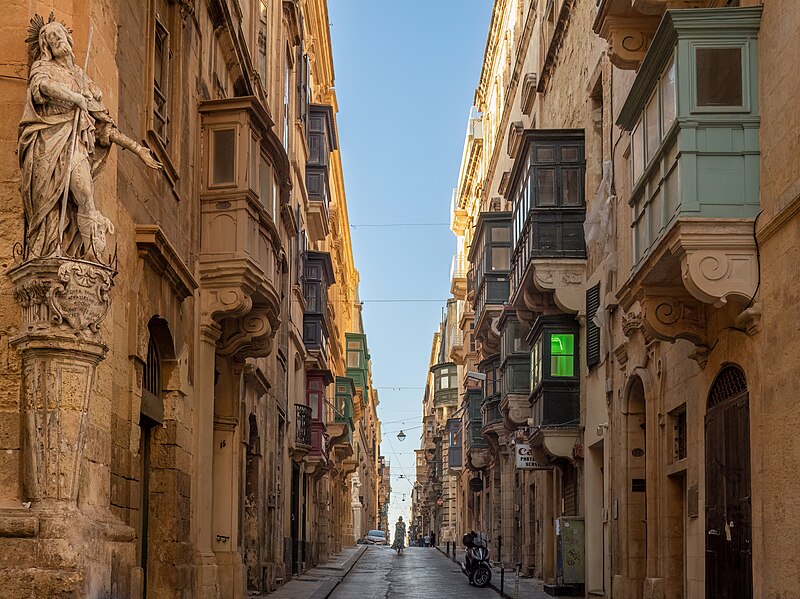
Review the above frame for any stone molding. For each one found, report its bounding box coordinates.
[135,224,198,301]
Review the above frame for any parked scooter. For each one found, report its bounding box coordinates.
[459,531,492,587]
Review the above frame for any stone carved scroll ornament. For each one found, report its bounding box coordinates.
[18,12,162,263]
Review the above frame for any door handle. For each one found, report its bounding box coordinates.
[708,529,720,536]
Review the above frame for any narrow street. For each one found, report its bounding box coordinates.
[331,546,492,599]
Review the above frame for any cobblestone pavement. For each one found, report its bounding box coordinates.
[329,545,493,598]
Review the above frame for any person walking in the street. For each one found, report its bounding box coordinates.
[423,534,430,547]
[429,532,436,547]
[392,517,406,555]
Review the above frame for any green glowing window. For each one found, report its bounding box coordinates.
[550,333,575,377]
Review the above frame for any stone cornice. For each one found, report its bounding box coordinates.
[135,225,197,301]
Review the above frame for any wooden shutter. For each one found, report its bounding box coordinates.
[586,283,601,368]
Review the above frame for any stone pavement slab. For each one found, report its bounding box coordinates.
[330,544,493,598]
[260,545,366,599]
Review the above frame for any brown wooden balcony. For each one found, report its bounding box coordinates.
[198,96,286,358]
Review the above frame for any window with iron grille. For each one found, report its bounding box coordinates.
[586,283,601,369]
[708,365,748,408]
[673,407,687,461]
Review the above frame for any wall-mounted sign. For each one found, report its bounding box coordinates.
[515,443,551,470]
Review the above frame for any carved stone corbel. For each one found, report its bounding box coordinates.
[639,290,707,346]
[531,259,587,314]
[598,16,660,70]
[669,219,758,309]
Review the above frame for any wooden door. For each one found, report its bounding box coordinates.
[705,366,752,599]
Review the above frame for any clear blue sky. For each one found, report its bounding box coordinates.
[328,1,493,530]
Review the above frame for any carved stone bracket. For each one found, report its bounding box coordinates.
[669,220,758,309]
[500,394,531,431]
[10,257,115,339]
[530,259,587,314]
[597,16,660,70]
[639,290,707,346]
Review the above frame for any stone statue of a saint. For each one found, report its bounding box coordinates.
[18,12,162,261]
[351,474,362,504]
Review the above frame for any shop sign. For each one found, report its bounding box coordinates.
[515,443,550,470]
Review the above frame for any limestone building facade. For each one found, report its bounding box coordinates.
[435,0,800,598]
[0,1,381,598]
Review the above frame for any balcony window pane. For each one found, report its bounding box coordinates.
[211,129,236,184]
[561,146,579,162]
[696,47,743,107]
[491,247,510,271]
[530,337,542,391]
[646,91,660,162]
[561,167,582,206]
[259,156,273,215]
[347,350,360,368]
[535,146,555,163]
[308,392,319,419]
[632,119,644,183]
[661,60,676,134]
[550,333,575,377]
[491,226,510,243]
[249,136,259,193]
[536,168,556,206]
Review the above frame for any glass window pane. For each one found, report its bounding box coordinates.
[632,120,644,183]
[491,247,510,271]
[212,129,236,184]
[646,91,660,161]
[491,226,510,243]
[347,351,360,368]
[535,146,555,163]
[551,355,575,377]
[536,168,556,206]
[561,168,582,206]
[561,146,579,162]
[661,59,676,134]
[551,333,575,356]
[696,47,743,107]
[259,155,272,214]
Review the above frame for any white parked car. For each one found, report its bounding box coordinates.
[362,530,387,545]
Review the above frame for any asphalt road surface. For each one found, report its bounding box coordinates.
[330,545,494,598]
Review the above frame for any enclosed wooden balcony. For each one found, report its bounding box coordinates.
[470,212,511,353]
[431,362,458,408]
[305,104,337,243]
[616,7,762,347]
[526,315,580,461]
[508,130,587,316]
[499,313,532,430]
[198,96,287,357]
[303,251,335,373]
[329,377,356,460]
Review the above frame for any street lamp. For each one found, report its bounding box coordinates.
[397,430,406,442]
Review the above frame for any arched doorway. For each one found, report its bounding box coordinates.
[139,329,164,596]
[705,365,752,599]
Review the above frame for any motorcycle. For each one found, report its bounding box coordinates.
[459,532,492,587]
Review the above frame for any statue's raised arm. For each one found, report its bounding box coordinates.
[18,12,161,262]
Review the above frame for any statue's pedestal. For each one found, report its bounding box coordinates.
[0,258,129,598]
